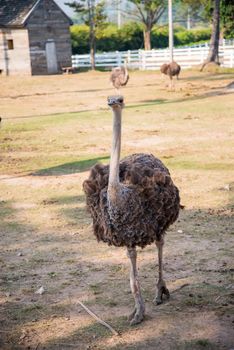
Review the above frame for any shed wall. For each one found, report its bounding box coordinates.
[27,0,72,75]
[0,29,31,75]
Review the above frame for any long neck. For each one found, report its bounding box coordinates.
[108,107,122,198]
[124,61,128,75]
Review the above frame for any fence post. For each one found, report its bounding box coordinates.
[142,50,146,70]
[230,48,234,68]
[116,51,121,67]
[200,47,204,63]
[165,48,169,61]
[138,49,141,70]
[188,47,191,66]
[127,50,131,64]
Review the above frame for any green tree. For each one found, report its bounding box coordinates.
[220,0,234,38]
[200,0,220,70]
[70,24,89,54]
[178,0,220,68]
[66,0,107,69]
[128,0,166,50]
[179,0,234,69]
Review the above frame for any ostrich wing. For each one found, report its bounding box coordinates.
[110,67,129,87]
[168,62,181,77]
[83,154,180,248]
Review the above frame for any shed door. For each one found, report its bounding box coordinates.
[45,39,58,74]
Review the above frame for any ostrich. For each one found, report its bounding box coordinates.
[110,59,129,92]
[83,96,180,325]
[160,61,181,90]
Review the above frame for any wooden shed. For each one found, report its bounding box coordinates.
[0,0,73,75]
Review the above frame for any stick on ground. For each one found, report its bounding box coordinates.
[77,300,120,336]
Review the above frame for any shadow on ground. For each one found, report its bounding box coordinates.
[1,202,233,349]
[184,73,234,81]
[32,156,109,176]
[135,90,234,109]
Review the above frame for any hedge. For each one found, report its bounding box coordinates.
[70,23,211,54]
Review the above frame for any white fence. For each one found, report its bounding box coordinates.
[72,43,234,70]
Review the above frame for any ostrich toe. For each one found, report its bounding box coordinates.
[129,306,145,326]
[128,307,137,321]
[154,280,170,305]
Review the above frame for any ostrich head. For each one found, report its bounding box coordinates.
[107,96,124,110]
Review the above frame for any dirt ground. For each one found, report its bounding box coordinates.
[0,69,234,350]
[1,69,234,119]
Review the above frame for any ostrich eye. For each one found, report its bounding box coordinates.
[118,98,123,103]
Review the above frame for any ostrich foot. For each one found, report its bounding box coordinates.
[154,280,170,305]
[128,307,137,321]
[128,306,145,326]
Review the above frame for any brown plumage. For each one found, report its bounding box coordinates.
[83,96,181,325]
[161,61,181,90]
[83,154,180,248]
[110,60,129,91]
[160,61,181,80]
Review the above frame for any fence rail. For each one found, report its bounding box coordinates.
[72,42,234,70]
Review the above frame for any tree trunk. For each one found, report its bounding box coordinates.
[89,0,95,70]
[90,28,95,70]
[200,0,220,71]
[143,29,151,51]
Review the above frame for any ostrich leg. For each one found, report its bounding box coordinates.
[154,238,170,305]
[169,76,173,91]
[127,247,145,325]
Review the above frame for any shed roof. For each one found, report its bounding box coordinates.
[0,0,73,28]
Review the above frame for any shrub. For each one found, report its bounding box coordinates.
[118,22,144,51]
[96,24,120,52]
[96,22,144,52]
[175,30,195,46]
[70,25,89,54]
[152,26,211,48]
[70,23,212,54]
[191,28,211,42]
[151,26,169,48]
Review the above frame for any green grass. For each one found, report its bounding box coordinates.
[1,92,233,175]
[89,282,103,295]
[6,303,44,323]
[164,159,234,171]
[34,155,110,176]
[0,108,112,174]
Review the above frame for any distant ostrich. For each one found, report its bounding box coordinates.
[110,59,129,92]
[83,96,180,325]
[160,61,181,90]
